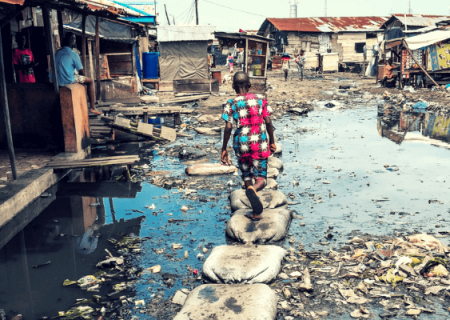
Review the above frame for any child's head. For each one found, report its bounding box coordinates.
[232,71,251,94]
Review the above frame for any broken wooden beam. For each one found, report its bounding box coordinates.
[160,94,210,105]
[46,155,139,169]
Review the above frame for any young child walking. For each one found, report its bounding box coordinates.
[221,72,276,221]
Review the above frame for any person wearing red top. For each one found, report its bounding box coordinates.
[12,32,38,83]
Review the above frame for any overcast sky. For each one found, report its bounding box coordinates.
[154,0,450,31]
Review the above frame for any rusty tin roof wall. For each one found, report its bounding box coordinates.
[266,16,390,32]
[392,14,450,27]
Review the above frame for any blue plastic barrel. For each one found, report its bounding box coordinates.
[143,52,159,79]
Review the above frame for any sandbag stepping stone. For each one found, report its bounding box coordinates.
[230,189,287,212]
[268,156,283,170]
[179,147,206,160]
[226,207,293,243]
[194,127,220,135]
[202,245,287,284]
[242,178,278,190]
[267,167,279,178]
[274,142,282,154]
[173,284,278,320]
[186,163,237,176]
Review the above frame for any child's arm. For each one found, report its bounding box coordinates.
[265,117,276,152]
[221,122,233,164]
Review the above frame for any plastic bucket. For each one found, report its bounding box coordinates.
[148,116,163,128]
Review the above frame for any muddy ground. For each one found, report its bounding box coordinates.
[1,69,450,320]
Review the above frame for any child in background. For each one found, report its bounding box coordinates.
[221,72,277,221]
[282,54,290,81]
[228,53,234,73]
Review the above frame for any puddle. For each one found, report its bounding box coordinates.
[1,102,450,319]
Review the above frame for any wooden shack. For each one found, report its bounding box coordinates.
[258,16,389,68]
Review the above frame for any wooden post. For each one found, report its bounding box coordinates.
[195,0,198,25]
[57,10,64,47]
[244,39,248,73]
[264,42,269,78]
[143,107,148,123]
[43,7,59,94]
[95,16,101,101]
[87,40,95,93]
[402,39,442,90]
[81,14,86,71]
[164,4,170,25]
[399,46,403,89]
[0,30,17,180]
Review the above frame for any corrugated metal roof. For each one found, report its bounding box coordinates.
[265,16,390,33]
[392,14,450,27]
[157,25,216,42]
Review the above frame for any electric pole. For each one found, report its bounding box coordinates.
[195,0,199,25]
[164,4,170,25]
[324,0,327,17]
[408,0,412,14]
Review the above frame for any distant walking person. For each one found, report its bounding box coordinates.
[228,53,234,73]
[282,54,290,81]
[294,50,306,81]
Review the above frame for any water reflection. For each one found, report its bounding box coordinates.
[378,108,450,147]
[0,169,143,320]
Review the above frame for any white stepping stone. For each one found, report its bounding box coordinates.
[185,163,237,176]
[173,284,278,320]
[203,245,286,284]
[267,167,279,178]
[226,207,293,243]
[268,156,283,170]
[241,178,278,190]
[230,189,287,212]
[274,142,282,154]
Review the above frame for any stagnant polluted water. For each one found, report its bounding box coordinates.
[2,102,450,320]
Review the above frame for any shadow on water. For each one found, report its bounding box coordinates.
[2,104,450,319]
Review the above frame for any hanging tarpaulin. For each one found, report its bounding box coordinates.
[65,15,135,43]
[404,29,450,51]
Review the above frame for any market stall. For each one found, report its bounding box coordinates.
[214,32,273,94]
[382,30,450,89]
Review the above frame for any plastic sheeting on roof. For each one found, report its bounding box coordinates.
[157,25,216,42]
[404,29,450,51]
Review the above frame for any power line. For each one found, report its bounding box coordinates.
[201,0,266,18]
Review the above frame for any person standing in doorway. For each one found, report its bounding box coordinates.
[294,50,306,81]
[282,54,290,81]
[13,32,38,83]
[51,32,101,115]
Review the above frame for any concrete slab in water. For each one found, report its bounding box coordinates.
[173,284,278,320]
[202,245,287,284]
[230,189,287,212]
[226,208,293,243]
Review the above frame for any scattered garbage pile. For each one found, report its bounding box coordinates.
[57,235,161,320]
[380,90,450,115]
[273,233,450,319]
